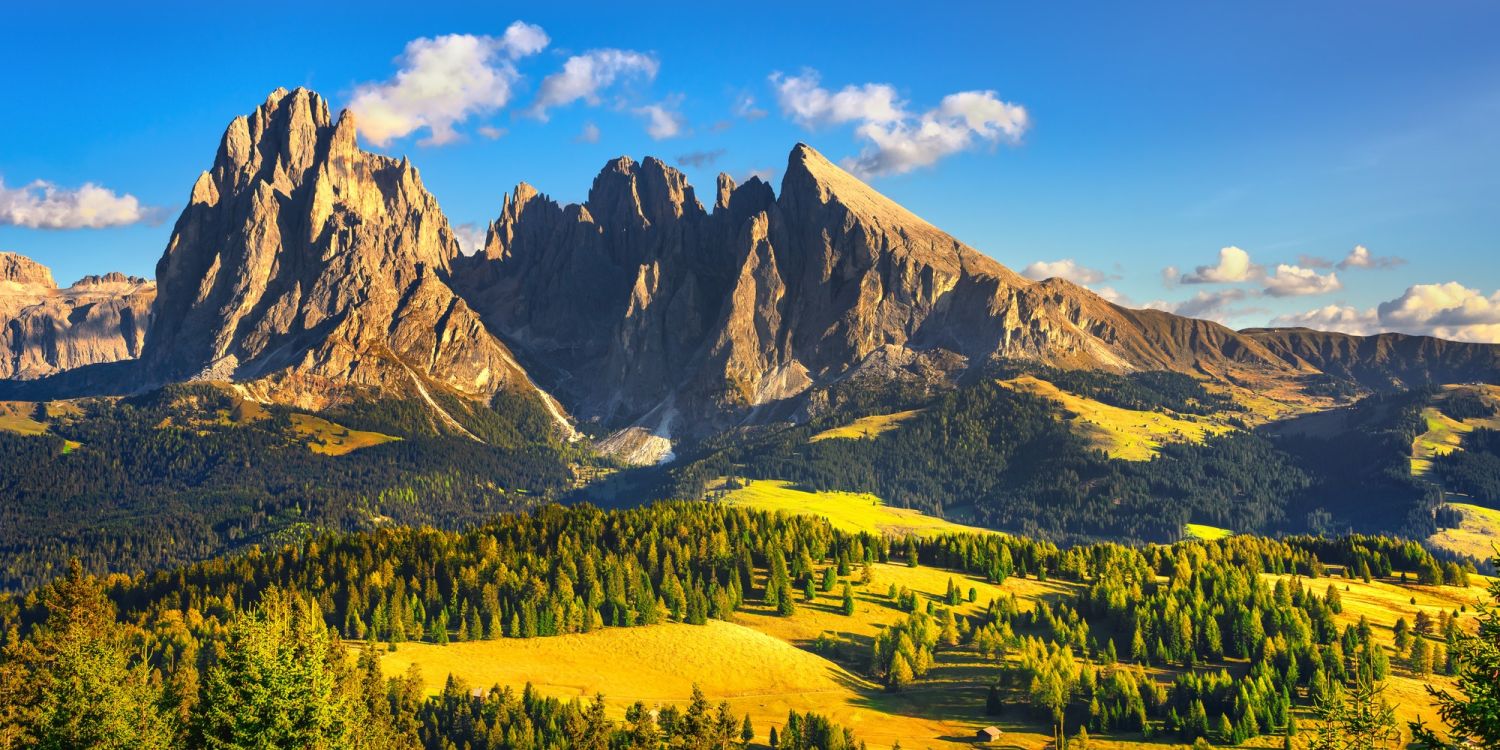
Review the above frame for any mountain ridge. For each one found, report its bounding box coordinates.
[1,88,1497,460]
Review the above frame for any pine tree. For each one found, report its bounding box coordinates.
[840,583,856,616]
[741,714,755,745]
[986,685,1004,715]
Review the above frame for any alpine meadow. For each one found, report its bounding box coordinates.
[4,4,1500,749]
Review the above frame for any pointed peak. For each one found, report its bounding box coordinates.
[715,173,736,211]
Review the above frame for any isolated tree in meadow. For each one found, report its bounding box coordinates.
[840,583,855,616]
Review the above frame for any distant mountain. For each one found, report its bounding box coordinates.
[2,87,1497,462]
[461,143,1311,456]
[1243,327,1500,390]
[0,252,153,379]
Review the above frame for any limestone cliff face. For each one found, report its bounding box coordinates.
[462,144,1292,448]
[142,88,545,413]
[0,253,154,379]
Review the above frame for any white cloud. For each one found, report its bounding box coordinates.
[1145,289,1258,323]
[1270,282,1500,343]
[453,222,487,255]
[733,93,767,121]
[0,178,151,229]
[349,21,549,146]
[1180,246,1258,284]
[1091,286,1134,306]
[575,122,601,143]
[1376,282,1500,342]
[477,125,507,139]
[528,49,659,121]
[1338,244,1405,270]
[635,100,685,140]
[1262,264,1341,297]
[1270,304,1379,335]
[770,70,1028,177]
[1161,266,1180,288]
[1021,259,1108,285]
[770,71,905,128]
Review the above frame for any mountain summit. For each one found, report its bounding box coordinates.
[3,89,1497,458]
[141,88,559,424]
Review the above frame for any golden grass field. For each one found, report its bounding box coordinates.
[1427,502,1500,562]
[378,561,1082,749]
[809,409,925,442]
[714,479,993,538]
[0,402,47,437]
[1184,523,1233,541]
[376,555,1491,750]
[999,376,1232,461]
[288,412,399,455]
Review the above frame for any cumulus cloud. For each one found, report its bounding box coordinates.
[1270,304,1379,335]
[1146,289,1259,323]
[1180,246,1258,284]
[635,101,685,140]
[1262,264,1341,297]
[575,122,601,143]
[770,70,1028,177]
[528,49,659,121]
[350,21,549,147]
[1376,282,1500,342]
[1338,244,1405,270]
[477,125,507,140]
[1021,259,1109,285]
[1296,254,1334,269]
[677,149,726,168]
[1270,282,1500,343]
[453,222,487,255]
[0,178,152,229]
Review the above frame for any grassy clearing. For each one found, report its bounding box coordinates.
[1184,523,1233,541]
[288,413,398,456]
[376,558,1478,749]
[999,376,1232,461]
[379,561,1082,749]
[1410,385,1500,476]
[809,409,924,442]
[715,479,991,538]
[1428,502,1500,561]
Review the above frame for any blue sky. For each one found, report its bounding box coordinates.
[4,1,1499,340]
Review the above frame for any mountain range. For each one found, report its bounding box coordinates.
[4,87,1499,463]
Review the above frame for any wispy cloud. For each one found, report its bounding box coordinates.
[770,69,1028,177]
[1021,259,1110,285]
[528,49,659,121]
[1338,244,1405,270]
[349,21,549,146]
[635,99,686,140]
[0,178,154,229]
[677,149,726,168]
[575,122,601,143]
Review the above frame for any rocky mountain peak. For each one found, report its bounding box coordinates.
[142,87,556,422]
[0,252,57,289]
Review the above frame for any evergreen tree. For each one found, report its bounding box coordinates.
[190,589,356,749]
